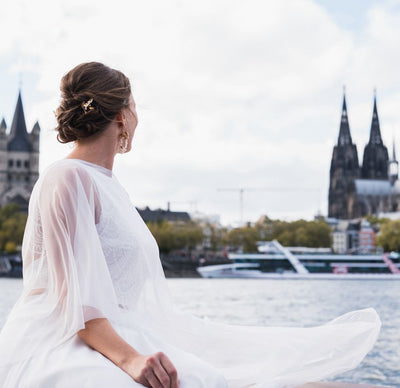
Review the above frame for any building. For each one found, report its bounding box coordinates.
[332,219,360,253]
[332,221,348,254]
[331,218,377,254]
[358,219,376,254]
[0,92,40,212]
[328,91,400,220]
[137,206,190,223]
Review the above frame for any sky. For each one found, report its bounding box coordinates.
[1,0,400,225]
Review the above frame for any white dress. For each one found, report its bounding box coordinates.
[0,159,381,388]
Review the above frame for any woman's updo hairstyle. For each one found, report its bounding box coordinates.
[55,62,131,143]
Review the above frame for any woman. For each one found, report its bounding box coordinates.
[0,62,380,388]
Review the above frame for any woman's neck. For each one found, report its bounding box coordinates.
[66,138,117,171]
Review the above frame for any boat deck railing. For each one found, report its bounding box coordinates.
[271,240,309,274]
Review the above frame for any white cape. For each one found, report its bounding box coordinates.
[0,159,381,388]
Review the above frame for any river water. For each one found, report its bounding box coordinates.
[0,278,399,387]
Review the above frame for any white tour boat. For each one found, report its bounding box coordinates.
[196,240,400,280]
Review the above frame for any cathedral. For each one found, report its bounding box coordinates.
[328,91,399,220]
[0,92,40,212]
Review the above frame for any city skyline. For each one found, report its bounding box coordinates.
[1,0,400,224]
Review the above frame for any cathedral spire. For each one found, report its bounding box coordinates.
[337,88,353,146]
[361,90,389,180]
[329,88,361,219]
[389,136,399,184]
[393,136,397,161]
[7,91,32,152]
[0,118,6,129]
[368,91,383,145]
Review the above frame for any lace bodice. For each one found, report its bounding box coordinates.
[23,159,160,311]
[94,168,160,309]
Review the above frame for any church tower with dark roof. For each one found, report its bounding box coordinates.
[328,91,360,219]
[328,90,400,221]
[361,93,389,180]
[0,92,40,212]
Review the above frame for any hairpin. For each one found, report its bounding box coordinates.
[81,98,94,113]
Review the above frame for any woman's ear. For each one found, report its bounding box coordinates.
[114,111,125,130]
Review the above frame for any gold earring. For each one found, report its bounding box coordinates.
[119,130,129,153]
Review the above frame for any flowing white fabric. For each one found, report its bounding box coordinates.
[0,159,381,388]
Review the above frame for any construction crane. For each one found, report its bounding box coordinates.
[217,187,321,225]
[217,188,247,225]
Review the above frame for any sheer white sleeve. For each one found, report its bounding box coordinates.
[0,162,119,364]
[35,163,117,322]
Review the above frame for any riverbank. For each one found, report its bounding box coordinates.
[161,252,228,278]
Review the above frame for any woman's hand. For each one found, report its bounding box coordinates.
[77,319,178,387]
[124,351,179,388]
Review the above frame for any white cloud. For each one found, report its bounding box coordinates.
[1,0,400,224]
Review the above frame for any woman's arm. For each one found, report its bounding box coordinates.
[78,318,179,388]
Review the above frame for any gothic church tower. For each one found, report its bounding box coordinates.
[0,92,40,212]
[328,92,360,219]
[361,94,388,180]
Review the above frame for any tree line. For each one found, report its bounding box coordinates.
[148,216,400,254]
[147,217,332,254]
[0,204,27,254]
[367,215,400,252]
[4,202,400,254]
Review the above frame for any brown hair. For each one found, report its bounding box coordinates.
[55,62,131,143]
